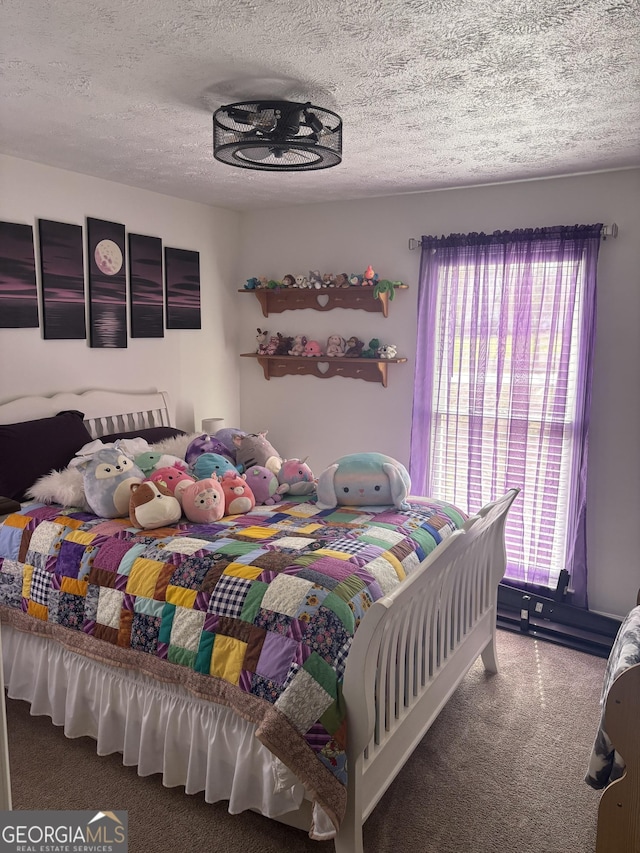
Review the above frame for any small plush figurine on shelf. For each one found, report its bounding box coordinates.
[282,274,296,287]
[322,273,336,287]
[326,334,347,356]
[378,343,399,359]
[245,277,259,290]
[256,328,269,354]
[303,340,324,357]
[274,333,294,355]
[308,270,323,289]
[288,334,308,356]
[348,273,363,286]
[344,336,365,357]
[363,265,379,286]
[256,276,269,289]
[295,274,309,289]
[334,273,350,288]
[362,338,381,358]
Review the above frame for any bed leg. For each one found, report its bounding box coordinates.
[480,617,499,674]
[333,753,364,853]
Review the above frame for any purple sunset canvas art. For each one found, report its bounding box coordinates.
[38,219,86,340]
[0,221,39,329]
[165,246,201,329]
[128,233,164,338]
[87,217,127,348]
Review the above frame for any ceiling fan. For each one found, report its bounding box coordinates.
[212,100,343,171]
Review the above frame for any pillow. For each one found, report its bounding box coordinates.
[0,411,93,501]
[99,426,186,444]
[316,452,412,510]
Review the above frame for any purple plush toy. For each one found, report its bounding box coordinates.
[244,465,288,506]
[185,434,235,466]
[277,458,316,496]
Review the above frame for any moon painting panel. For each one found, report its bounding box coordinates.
[0,221,39,328]
[165,247,201,330]
[128,233,164,338]
[87,217,127,348]
[38,219,86,340]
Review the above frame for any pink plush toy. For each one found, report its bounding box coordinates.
[148,466,195,504]
[303,340,324,357]
[244,465,288,506]
[220,471,256,515]
[181,478,226,523]
[277,458,317,496]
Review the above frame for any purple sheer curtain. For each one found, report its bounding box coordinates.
[410,225,602,608]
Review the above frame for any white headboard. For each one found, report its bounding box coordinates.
[0,389,174,439]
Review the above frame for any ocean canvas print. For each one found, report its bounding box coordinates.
[38,219,86,340]
[87,217,127,348]
[128,233,164,338]
[165,247,201,329]
[0,221,39,328]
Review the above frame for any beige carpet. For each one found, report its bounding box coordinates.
[5,629,605,852]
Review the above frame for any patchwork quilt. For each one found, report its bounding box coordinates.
[0,495,465,835]
[585,604,640,789]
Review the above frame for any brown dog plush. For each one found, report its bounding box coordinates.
[129,481,182,529]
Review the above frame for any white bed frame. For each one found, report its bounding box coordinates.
[0,388,519,852]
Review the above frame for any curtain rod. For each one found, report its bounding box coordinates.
[407,223,618,250]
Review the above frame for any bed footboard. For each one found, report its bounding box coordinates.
[337,488,519,853]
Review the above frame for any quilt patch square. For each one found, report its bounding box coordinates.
[0,525,22,561]
[130,612,161,654]
[261,574,314,617]
[55,539,86,579]
[29,564,53,606]
[210,634,247,684]
[256,631,298,684]
[93,538,137,573]
[57,592,85,629]
[275,667,333,734]
[163,537,211,555]
[96,587,124,628]
[170,606,206,651]
[126,558,165,598]
[208,574,252,619]
[27,521,64,555]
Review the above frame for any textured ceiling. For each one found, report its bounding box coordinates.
[1,0,639,211]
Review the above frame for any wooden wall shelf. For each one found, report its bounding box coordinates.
[240,353,407,387]
[239,284,408,318]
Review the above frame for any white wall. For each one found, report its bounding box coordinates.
[238,169,640,618]
[0,155,242,432]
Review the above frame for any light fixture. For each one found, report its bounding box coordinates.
[213,100,342,171]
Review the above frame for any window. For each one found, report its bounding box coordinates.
[410,226,602,606]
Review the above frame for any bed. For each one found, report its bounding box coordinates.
[0,388,519,853]
[586,591,640,853]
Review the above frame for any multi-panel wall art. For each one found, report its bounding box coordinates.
[165,247,201,329]
[87,217,127,348]
[128,233,164,338]
[0,221,39,328]
[38,219,86,340]
[0,217,201,342]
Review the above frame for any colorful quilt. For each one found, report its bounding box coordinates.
[585,604,640,790]
[0,495,465,835]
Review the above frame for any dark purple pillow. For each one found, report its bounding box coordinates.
[0,411,93,501]
[99,426,186,444]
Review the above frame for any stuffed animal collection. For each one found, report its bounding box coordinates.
[244,267,402,290]
[255,329,397,359]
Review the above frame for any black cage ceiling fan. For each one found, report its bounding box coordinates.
[212,100,342,171]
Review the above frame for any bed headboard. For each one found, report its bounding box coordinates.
[0,389,173,439]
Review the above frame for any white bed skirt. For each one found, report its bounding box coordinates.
[1,622,332,835]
